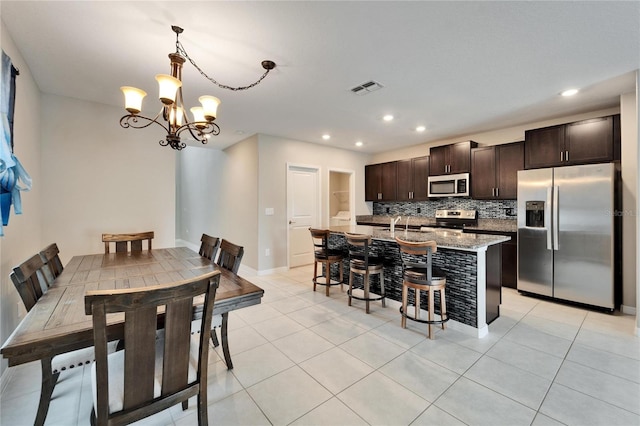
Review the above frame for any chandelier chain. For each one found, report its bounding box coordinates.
[176,41,272,91]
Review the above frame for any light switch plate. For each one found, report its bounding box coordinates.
[265,208,274,216]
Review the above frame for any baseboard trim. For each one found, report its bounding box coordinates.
[621,304,637,315]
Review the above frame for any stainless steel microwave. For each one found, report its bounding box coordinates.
[428,173,470,197]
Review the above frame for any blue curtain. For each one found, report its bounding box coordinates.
[1,50,32,236]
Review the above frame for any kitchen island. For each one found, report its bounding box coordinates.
[328,225,510,337]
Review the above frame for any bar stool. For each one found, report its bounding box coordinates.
[395,237,448,339]
[345,232,385,313]
[309,228,345,296]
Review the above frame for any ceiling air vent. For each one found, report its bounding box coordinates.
[350,80,384,95]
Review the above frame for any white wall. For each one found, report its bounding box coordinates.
[0,22,43,376]
[40,94,176,257]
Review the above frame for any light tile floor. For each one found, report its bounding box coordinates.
[2,265,639,425]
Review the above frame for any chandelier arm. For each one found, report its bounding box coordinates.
[120,112,170,133]
[176,41,274,91]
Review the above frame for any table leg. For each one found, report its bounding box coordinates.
[35,357,58,426]
[221,312,233,370]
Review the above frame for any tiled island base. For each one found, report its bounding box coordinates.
[329,228,505,338]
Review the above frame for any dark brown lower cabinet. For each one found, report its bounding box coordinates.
[465,230,517,289]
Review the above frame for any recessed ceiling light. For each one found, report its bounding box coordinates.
[415,126,426,132]
[383,114,394,122]
[322,134,331,140]
[561,89,579,97]
[355,141,363,147]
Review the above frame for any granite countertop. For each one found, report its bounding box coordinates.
[330,225,510,251]
[355,215,517,234]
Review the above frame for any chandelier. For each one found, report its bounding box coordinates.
[119,26,276,150]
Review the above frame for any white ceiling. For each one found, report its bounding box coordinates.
[1,1,638,153]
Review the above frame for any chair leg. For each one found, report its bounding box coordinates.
[197,383,208,426]
[440,287,447,331]
[325,261,330,296]
[210,328,220,347]
[415,288,420,321]
[401,283,408,329]
[35,357,59,426]
[380,271,386,307]
[348,270,353,306]
[313,261,318,292]
[364,271,370,314]
[338,261,344,291]
[428,287,435,339]
[221,312,233,370]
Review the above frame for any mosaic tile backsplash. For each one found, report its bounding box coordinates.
[373,199,517,219]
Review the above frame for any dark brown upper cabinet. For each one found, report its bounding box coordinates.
[396,156,430,201]
[471,142,524,200]
[365,161,397,201]
[525,115,616,169]
[429,141,478,175]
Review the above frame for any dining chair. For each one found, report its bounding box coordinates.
[39,242,64,284]
[85,270,220,426]
[199,233,221,262]
[10,254,98,426]
[101,231,154,254]
[212,239,244,369]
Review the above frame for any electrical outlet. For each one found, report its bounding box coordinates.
[417,207,421,214]
[265,248,270,256]
[386,207,390,213]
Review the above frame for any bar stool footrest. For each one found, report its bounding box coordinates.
[347,289,385,302]
[313,276,343,287]
[399,306,449,325]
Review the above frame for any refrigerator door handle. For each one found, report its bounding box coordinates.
[546,187,553,250]
[553,185,559,250]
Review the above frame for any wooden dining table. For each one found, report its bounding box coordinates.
[0,246,264,370]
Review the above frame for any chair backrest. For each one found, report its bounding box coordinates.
[85,271,220,425]
[39,243,64,283]
[395,237,438,283]
[344,232,374,264]
[102,231,154,254]
[216,239,244,274]
[309,228,330,253]
[10,253,50,312]
[199,233,221,262]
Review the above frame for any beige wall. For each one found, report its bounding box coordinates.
[0,23,44,375]
[1,23,177,376]
[372,104,639,312]
[621,90,638,314]
[371,107,621,164]
[256,134,371,271]
[40,94,176,257]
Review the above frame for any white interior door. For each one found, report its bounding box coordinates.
[287,165,319,268]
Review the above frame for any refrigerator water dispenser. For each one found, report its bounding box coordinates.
[525,201,545,228]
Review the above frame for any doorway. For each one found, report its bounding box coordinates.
[329,169,354,227]
[287,164,320,268]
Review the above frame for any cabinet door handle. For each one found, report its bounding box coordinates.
[560,151,564,162]
[410,191,414,199]
[496,187,499,197]
[565,150,569,162]
[378,193,382,200]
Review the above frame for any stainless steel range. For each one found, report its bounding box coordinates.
[421,209,478,232]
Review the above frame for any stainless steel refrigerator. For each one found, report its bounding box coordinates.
[517,162,617,310]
